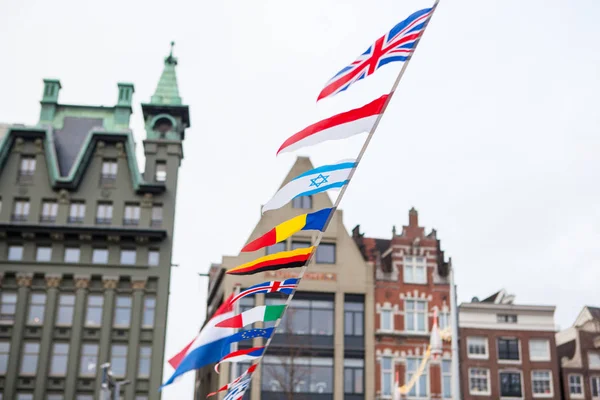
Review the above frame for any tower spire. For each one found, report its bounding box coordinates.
[150,41,182,106]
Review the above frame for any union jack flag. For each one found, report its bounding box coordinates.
[317,6,436,101]
[229,279,298,305]
[223,378,251,400]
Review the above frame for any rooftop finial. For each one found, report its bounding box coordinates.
[165,41,177,66]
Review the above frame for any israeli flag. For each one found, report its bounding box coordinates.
[262,159,356,213]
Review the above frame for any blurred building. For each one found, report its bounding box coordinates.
[459,290,559,399]
[353,208,453,399]
[556,305,600,399]
[196,156,375,400]
[0,47,189,399]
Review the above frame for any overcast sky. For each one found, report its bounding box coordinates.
[2,0,599,398]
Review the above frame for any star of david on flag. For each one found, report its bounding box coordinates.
[262,160,356,213]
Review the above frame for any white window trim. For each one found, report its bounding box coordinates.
[498,369,523,399]
[441,359,452,399]
[588,351,600,370]
[405,356,429,399]
[569,374,585,399]
[498,337,522,364]
[529,339,551,362]
[403,256,427,284]
[380,308,394,332]
[468,367,491,396]
[467,336,489,360]
[380,355,394,398]
[531,369,554,398]
[404,299,428,333]
[590,375,600,400]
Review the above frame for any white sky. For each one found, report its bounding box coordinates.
[1,0,599,398]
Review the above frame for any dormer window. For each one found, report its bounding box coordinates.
[19,156,36,182]
[101,160,118,184]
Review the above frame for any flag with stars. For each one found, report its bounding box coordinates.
[262,159,357,213]
[222,328,275,353]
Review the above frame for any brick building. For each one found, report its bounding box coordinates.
[459,290,560,399]
[352,208,453,399]
[556,306,600,399]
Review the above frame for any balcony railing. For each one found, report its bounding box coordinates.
[11,214,28,222]
[95,218,112,225]
[40,215,57,223]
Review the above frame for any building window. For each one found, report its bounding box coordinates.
[151,205,163,227]
[92,248,109,264]
[79,343,99,377]
[138,346,152,378]
[569,374,583,397]
[40,200,58,222]
[123,203,140,225]
[403,256,427,284]
[19,156,36,180]
[47,395,64,400]
[344,301,364,336]
[497,314,518,323]
[344,358,364,394]
[148,249,159,266]
[17,394,33,400]
[135,396,148,400]
[589,352,600,369]
[49,343,69,376]
[56,294,75,326]
[261,356,332,394]
[20,342,40,375]
[380,308,393,331]
[12,199,30,222]
[469,368,490,395]
[68,201,85,223]
[8,245,24,261]
[467,336,489,359]
[0,293,17,322]
[155,161,167,182]
[266,242,286,255]
[529,339,550,361]
[316,243,335,264]
[36,246,52,262]
[591,376,600,398]
[64,247,80,263]
[120,249,136,265]
[500,371,522,397]
[271,297,334,336]
[442,360,451,398]
[498,338,520,361]
[101,159,118,183]
[292,195,312,209]
[85,295,103,327]
[439,309,450,330]
[0,341,10,374]
[405,299,427,332]
[532,370,553,397]
[27,293,46,325]
[95,202,113,224]
[111,345,128,377]
[75,396,93,400]
[406,357,428,397]
[291,241,311,250]
[142,297,156,328]
[114,296,132,327]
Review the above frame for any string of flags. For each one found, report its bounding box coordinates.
[162,2,440,398]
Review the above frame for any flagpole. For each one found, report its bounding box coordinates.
[449,263,461,400]
[231,0,442,386]
[231,285,241,381]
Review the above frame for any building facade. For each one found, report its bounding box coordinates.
[459,290,560,399]
[353,208,453,400]
[556,306,600,400]
[195,156,375,400]
[0,49,189,399]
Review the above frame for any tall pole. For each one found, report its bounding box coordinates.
[449,265,461,399]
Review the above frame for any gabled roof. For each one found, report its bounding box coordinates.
[0,124,165,194]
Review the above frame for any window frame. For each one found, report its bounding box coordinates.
[343,358,364,395]
[0,292,18,323]
[531,369,553,398]
[68,201,86,223]
[64,247,81,263]
[12,199,30,222]
[110,344,128,378]
[468,368,491,396]
[499,370,523,398]
[155,161,167,182]
[8,244,24,261]
[292,195,312,209]
[40,200,58,223]
[344,301,364,337]
[113,296,132,328]
[569,374,584,398]
[49,343,69,377]
[497,337,521,363]
[137,345,152,378]
[142,296,156,329]
[20,342,40,376]
[403,255,427,284]
[35,246,53,262]
[589,351,600,370]
[151,204,163,227]
[467,336,489,359]
[441,359,452,399]
[101,159,118,183]
[92,248,109,264]
[315,242,336,264]
[95,202,113,224]
[56,294,76,326]
[123,203,141,226]
[84,295,104,327]
[147,249,160,266]
[529,339,551,362]
[591,375,600,399]
[79,343,99,377]
[380,356,393,397]
[119,248,136,265]
[26,293,46,325]
[404,299,428,333]
[0,341,10,375]
[265,242,286,255]
[406,356,428,397]
[380,308,393,332]
[19,156,37,178]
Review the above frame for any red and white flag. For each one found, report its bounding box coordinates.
[207,364,257,398]
[277,94,388,155]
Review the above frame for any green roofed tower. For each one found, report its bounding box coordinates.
[0,44,189,400]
